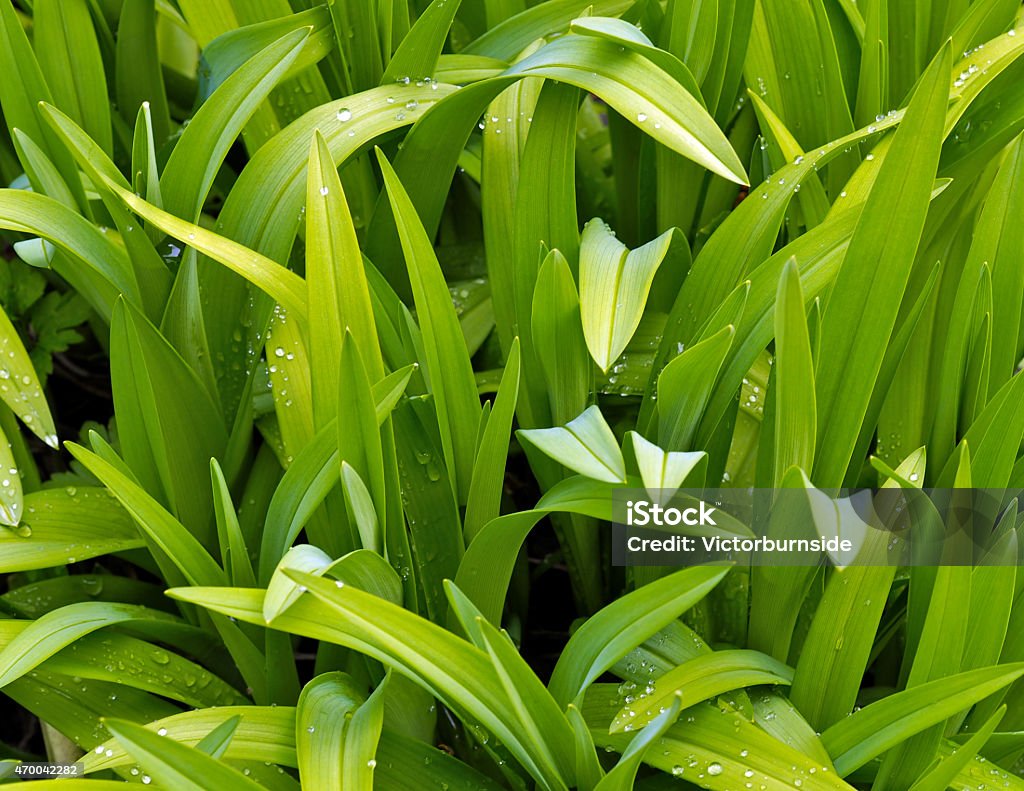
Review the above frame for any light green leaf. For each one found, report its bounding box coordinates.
[579,219,678,372]
[627,432,706,504]
[296,673,364,790]
[519,406,626,484]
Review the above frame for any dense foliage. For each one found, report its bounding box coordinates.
[2,0,1024,788]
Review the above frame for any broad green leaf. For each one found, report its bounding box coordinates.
[372,366,416,425]
[789,532,897,729]
[196,7,333,99]
[258,419,338,582]
[548,565,731,706]
[337,333,385,540]
[305,131,382,428]
[570,16,704,101]
[38,103,171,321]
[465,0,633,60]
[390,398,460,619]
[5,671,179,760]
[82,706,297,772]
[341,462,380,553]
[296,673,364,790]
[109,299,227,546]
[474,614,575,786]
[0,488,142,573]
[908,706,1005,791]
[531,248,592,427]
[0,301,56,450]
[66,443,226,587]
[103,718,265,791]
[169,579,568,790]
[519,406,626,484]
[0,0,87,210]
[0,602,194,688]
[627,432,706,504]
[579,220,678,372]
[610,649,793,733]
[582,689,845,790]
[820,664,1024,775]
[264,544,334,622]
[0,188,133,315]
[752,690,836,768]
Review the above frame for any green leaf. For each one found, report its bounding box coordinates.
[772,257,817,485]
[264,544,334,622]
[103,718,265,791]
[464,338,521,541]
[109,298,227,547]
[211,460,256,588]
[168,579,569,790]
[578,220,679,372]
[343,675,388,790]
[337,332,385,542]
[627,432,706,503]
[595,695,682,791]
[33,0,111,156]
[65,442,226,587]
[112,184,309,322]
[530,248,592,426]
[657,324,734,451]
[548,565,731,706]
[908,706,1005,791]
[582,689,844,790]
[820,664,1024,775]
[0,302,57,449]
[305,131,383,427]
[519,406,626,484]
[82,706,296,772]
[382,0,464,84]
[296,673,364,790]
[376,148,481,504]
[789,536,897,729]
[0,0,88,211]
[161,27,312,223]
[0,488,143,573]
[116,0,171,143]
[813,43,952,486]
[0,602,193,688]
[609,649,793,733]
